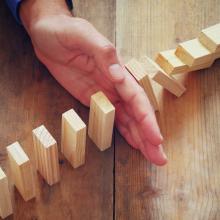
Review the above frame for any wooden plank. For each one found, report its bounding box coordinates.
[7,142,35,201]
[198,23,220,53]
[116,0,220,219]
[155,49,189,74]
[155,49,215,75]
[88,91,115,151]
[32,125,60,186]
[140,56,186,97]
[125,58,159,111]
[0,167,13,219]
[175,38,213,67]
[61,109,86,168]
[0,0,114,218]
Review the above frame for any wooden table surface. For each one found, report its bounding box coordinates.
[0,1,220,219]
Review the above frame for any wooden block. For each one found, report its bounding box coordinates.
[61,109,86,168]
[199,23,220,53]
[32,125,60,185]
[155,49,189,74]
[0,168,13,219]
[7,142,35,201]
[125,58,159,111]
[175,38,213,67]
[213,51,220,60]
[88,91,115,151]
[140,56,186,97]
[189,59,214,72]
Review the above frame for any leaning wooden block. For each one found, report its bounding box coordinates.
[7,142,35,201]
[61,109,86,168]
[140,56,186,97]
[88,91,115,151]
[0,168,13,219]
[189,59,214,72]
[175,38,213,67]
[125,58,159,111]
[32,125,60,185]
[155,49,189,74]
[199,23,220,53]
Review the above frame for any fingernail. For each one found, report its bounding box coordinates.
[109,64,125,83]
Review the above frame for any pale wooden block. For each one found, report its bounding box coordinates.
[140,56,186,97]
[88,91,115,151]
[32,125,60,185]
[155,49,189,74]
[189,59,214,72]
[199,23,220,53]
[61,109,86,168]
[0,168,13,219]
[7,142,35,201]
[175,38,213,67]
[125,58,159,111]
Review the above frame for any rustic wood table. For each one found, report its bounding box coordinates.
[0,1,220,219]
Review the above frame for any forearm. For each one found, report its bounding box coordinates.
[20,0,72,34]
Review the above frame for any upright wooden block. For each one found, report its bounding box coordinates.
[125,58,159,111]
[155,49,189,74]
[199,23,220,53]
[0,168,13,219]
[88,91,115,151]
[175,38,213,67]
[7,142,35,201]
[140,56,186,97]
[32,125,60,185]
[61,109,86,168]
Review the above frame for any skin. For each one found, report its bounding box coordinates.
[19,0,167,165]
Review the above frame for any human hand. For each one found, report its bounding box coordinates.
[20,1,167,165]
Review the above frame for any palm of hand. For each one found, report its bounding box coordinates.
[31,15,167,165]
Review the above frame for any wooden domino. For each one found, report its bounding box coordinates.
[125,58,159,111]
[199,23,220,54]
[61,109,86,168]
[0,167,13,219]
[175,38,213,67]
[7,142,35,201]
[155,49,189,74]
[140,56,186,97]
[32,125,60,185]
[88,91,115,151]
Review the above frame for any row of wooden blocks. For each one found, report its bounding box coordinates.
[125,23,220,111]
[0,91,115,219]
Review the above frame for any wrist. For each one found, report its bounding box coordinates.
[20,0,72,34]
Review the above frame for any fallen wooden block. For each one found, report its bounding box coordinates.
[155,49,189,74]
[125,58,159,111]
[175,38,213,67]
[88,91,115,151]
[7,142,35,201]
[0,167,13,219]
[199,23,220,54]
[140,56,186,97]
[32,125,60,185]
[61,109,86,168]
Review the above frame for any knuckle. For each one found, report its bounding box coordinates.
[101,44,117,58]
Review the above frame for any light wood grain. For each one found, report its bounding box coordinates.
[0,168,13,219]
[32,125,60,186]
[125,58,159,111]
[7,142,35,201]
[88,91,115,151]
[115,0,220,219]
[156,49,189,74]
[61,109,86,168]
[141,57,186,97]
[175,38,213,67]
[199,23,220,53]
